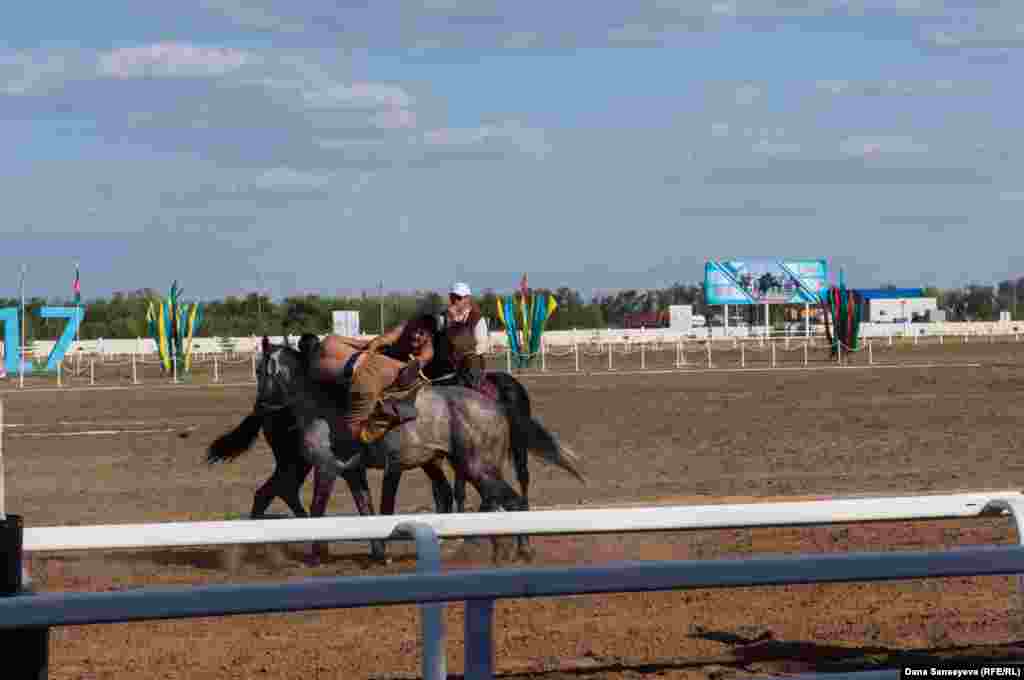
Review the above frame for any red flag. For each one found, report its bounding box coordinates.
[519,273,529,297]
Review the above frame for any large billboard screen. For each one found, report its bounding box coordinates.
[704,259,828,305]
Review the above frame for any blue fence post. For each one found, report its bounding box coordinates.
[393,522,445,680]
[464,598,495,680]
[2,513,50,678]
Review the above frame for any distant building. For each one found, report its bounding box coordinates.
[855,289,938,323]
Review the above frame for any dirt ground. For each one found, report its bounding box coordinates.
[3,339,1024,678]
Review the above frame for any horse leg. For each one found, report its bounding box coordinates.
[249,475,277,519]
[498,376,534,559]
[421,461,454,514]
[343,467,387,563]
[249,418,297,519]
[464,467,527,564]
[451,470,484,547]
[380,468,401,516]
[510,438,534,560]
[279,460,312,519]
[455,474,469,513]
[309,464,337,564]
[300,417,352,564]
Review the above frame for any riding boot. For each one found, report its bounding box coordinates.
[342,436,372,468]
[458,354,486,390]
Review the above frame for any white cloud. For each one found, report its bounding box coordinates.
[1,50,82,95]
[251,167,332,190]
[301,82,413,111]
[922,16,1024,50]
[423,120,551,158]
[372,108,417,129]
[753,140,802,155]
[815,78,983,97]
[734,83,762,105]
[98,43,250,79]
[195,0,997,50]
[839,136,930,156]
[316,138,388,150]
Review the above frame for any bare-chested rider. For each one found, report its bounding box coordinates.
[312,325,433,445]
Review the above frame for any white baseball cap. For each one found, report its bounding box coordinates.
[450,282,471,297]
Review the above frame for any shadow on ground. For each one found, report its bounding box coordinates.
[370,630,1024,680]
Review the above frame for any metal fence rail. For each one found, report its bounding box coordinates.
[3,544,1024,679]
[11,492,1024,679]
[23,491,1023,553]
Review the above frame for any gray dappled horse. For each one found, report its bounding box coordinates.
[209,334,543,562]
[210,337,585,563]
[205,405,458,563]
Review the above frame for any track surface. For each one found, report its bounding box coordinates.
[5,340,1024,678]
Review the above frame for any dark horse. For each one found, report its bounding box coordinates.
[207,333,538,562]
[208,337,585,563]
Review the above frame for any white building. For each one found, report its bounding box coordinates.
[866,297,938,323]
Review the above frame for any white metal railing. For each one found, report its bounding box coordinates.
[12,490,1024,680]
[1,319,1022,359]
[23,491,1023,553]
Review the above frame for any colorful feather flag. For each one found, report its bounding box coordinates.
[147,282,203,375]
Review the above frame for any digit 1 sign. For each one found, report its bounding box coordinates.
[0,306,85,374]
[0,308,18,375]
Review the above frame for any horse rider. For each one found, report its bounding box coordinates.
[309,326,433,445]
[368,282,489,389]
[438,282,490,389]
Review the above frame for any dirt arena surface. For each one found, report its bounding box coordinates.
[3,339,1024,678]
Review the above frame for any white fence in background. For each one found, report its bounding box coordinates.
[1,320,1022,360]
[0,329,1018,388]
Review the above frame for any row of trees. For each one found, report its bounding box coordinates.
[1,278,1020,341]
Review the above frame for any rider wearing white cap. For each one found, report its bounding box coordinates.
[368,282,488,388]
[435,282,488,388]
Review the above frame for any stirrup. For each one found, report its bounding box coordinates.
[359,422,389,444]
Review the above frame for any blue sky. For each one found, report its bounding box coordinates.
[3,1,1024,301]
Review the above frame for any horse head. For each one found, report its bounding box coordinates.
[255,336,304,413]
[297,333,321,359]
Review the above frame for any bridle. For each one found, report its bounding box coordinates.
[253,349,299,415]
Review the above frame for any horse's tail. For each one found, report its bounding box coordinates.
[206,412,264,464]
[520,416,586,485]
[489,372,533,485]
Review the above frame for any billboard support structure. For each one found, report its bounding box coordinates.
[704,259,828,337]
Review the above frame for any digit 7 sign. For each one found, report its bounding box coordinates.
[1,306,85,374]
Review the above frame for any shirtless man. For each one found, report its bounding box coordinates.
[368,283,488,388]
[313,326,433,444]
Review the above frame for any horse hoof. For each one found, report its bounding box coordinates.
[517,546,537,563]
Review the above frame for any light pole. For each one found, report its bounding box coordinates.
[18,264,26,389]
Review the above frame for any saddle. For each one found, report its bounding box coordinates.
[433,369,499,402]
[360,371,429,444]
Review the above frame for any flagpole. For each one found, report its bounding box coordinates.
[18,265,26,389]
[74,261,80,348]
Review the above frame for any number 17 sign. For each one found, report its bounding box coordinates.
[0,306,85,374]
